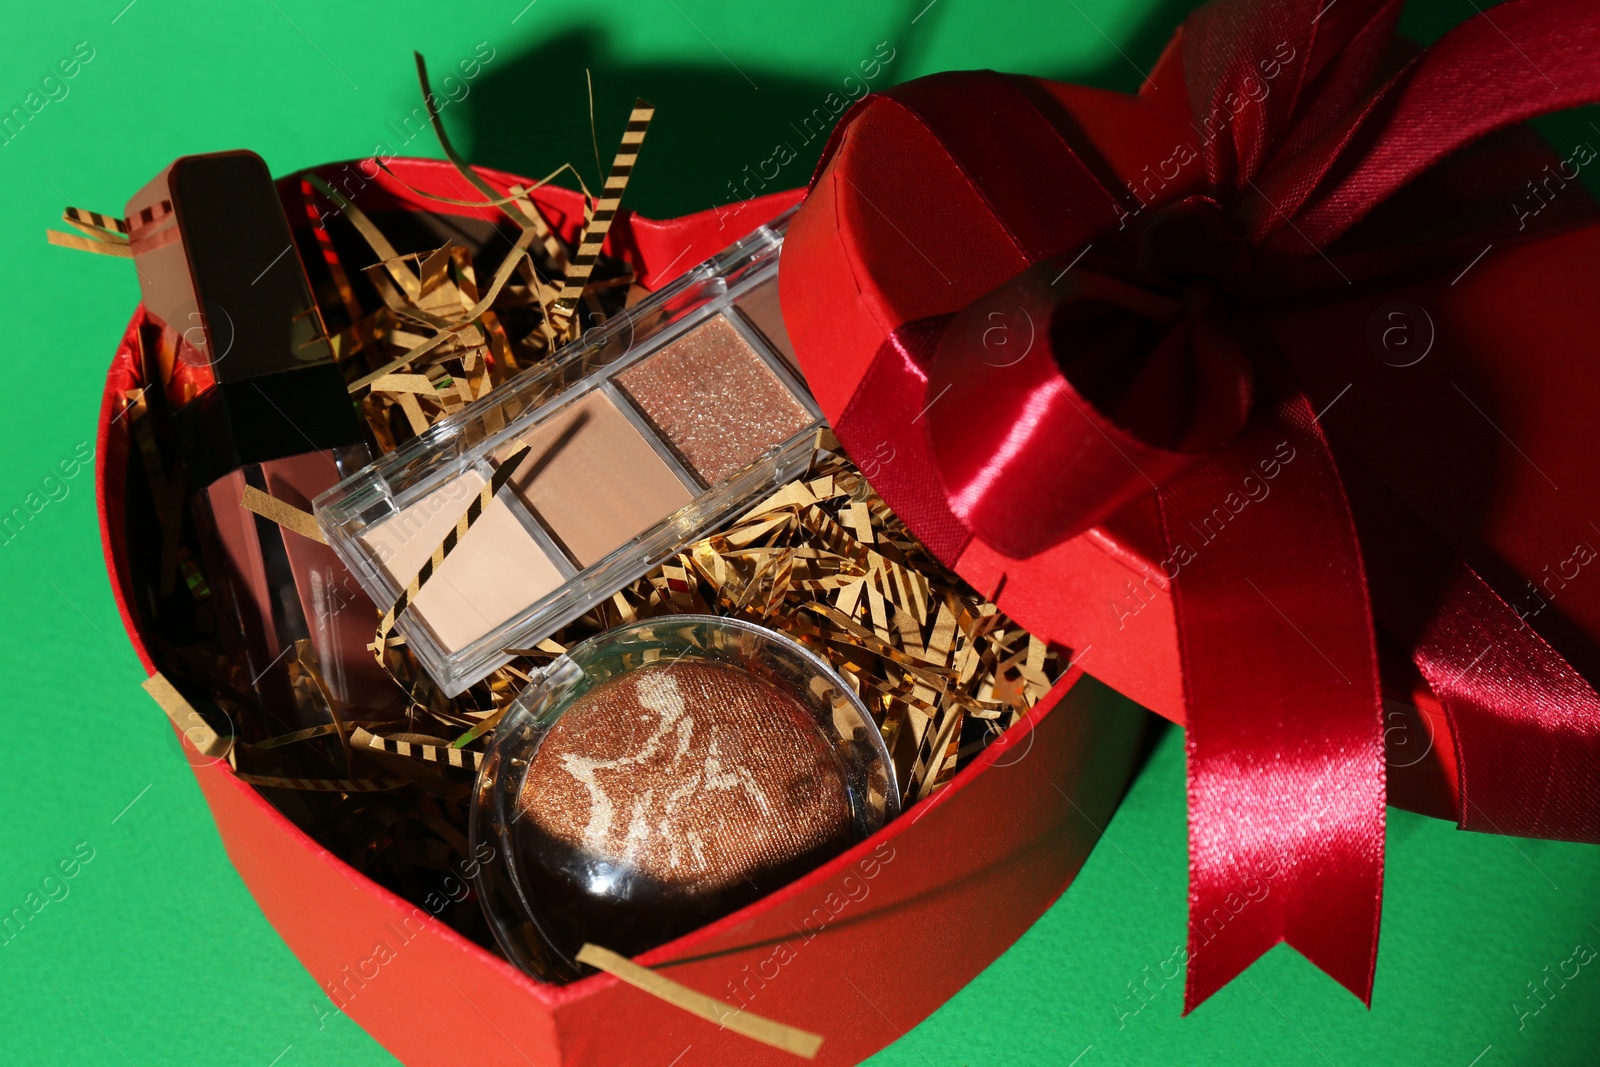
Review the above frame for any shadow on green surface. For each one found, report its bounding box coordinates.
[459,25,903,220]
[454,0,1211,219]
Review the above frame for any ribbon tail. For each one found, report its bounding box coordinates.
[1162,378,1385,1012]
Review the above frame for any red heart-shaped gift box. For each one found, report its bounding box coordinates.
[97,157,1149,1066]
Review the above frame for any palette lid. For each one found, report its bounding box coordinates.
[316,213,822,696]
[781,54,1600,734]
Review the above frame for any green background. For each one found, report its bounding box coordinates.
[3,1,1598,1064]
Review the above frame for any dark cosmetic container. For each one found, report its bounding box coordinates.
[127,150,394,727]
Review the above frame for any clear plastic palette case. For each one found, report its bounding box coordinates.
[315,212,820,696]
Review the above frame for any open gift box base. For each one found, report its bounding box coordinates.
[97,158,1152,1066]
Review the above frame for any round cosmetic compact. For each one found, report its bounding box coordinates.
[471,614,898,979]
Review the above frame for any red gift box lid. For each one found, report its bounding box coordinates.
[781,58,1600,726]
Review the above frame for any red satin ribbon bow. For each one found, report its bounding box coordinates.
[830,0,1600,1011]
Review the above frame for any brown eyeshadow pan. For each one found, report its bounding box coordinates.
[504,390,694,568]
[616,314,813,486]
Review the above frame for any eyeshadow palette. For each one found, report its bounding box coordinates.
[316,212,820,695]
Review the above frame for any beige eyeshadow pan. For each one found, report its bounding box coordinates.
[358,470,566,653]
[505,389,695,567]
[616,314,813,486]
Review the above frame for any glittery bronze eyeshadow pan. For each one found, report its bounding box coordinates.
[520,662,852,890]
[617,314,813,485]
[517,660,853,941]
[469,615,898,976]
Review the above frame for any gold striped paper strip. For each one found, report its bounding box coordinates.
[142,672,231,760]
[239,485,327,544]
[46,229,135,257]
[371,440,531,662]
[233,772,402,792]
[48,201,177,257]
[575,944,823,1059]
[353,728,483,772]
[552,99,653,320]
[125,199,173,235]
[64,206,128,239]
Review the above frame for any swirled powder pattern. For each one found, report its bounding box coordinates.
[518,661,852,896]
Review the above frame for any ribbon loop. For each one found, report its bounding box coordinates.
[926,251,1253,559]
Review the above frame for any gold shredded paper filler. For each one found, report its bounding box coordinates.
[75,61,1067,1052]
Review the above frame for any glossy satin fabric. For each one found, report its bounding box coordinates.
[826,0,1600,1011]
